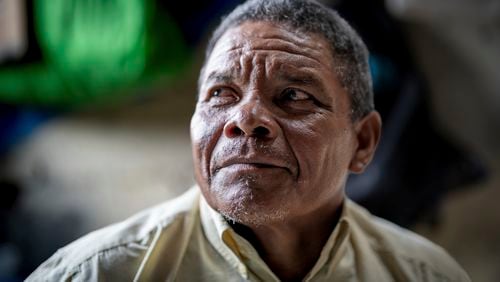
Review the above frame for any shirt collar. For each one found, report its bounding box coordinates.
[200,196,251,278]
[200,193,353,281]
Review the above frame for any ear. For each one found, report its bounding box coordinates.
[349,111,382,174]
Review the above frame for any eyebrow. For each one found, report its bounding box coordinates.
[205,70,324,87]
[277,71,330,100]
[204,71,236,85]
[278,72,321,86]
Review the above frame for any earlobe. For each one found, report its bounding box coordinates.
[349,111,382,174]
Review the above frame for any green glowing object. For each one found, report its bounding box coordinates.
[0,0,189,107]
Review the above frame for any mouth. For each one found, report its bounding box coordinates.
[215,157,292,174]
[225,163,281,169]
[246,163,280,168]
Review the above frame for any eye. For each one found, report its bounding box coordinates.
[212,89,224,97]
[276,88,319,113]
[282,88,311,101]
[208,87,239,105]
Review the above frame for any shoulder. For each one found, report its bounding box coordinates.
[26,187,200,281]
[345,199,470,281]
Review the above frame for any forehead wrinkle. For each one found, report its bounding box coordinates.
[205,25,335,91]
[221,46,330,90]
[203,50,243,87]
[267,54,325,76]
[240,51,253,86]
[248,52,268,90]
[221,23,334,69]
[225,41,329,71]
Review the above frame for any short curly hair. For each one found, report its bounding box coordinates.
[200,0,374,120]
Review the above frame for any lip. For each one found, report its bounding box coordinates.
[215,156,292,174]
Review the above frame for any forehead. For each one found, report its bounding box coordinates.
[202,21,336,83]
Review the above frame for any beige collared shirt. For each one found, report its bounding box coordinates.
[27,187,470,281]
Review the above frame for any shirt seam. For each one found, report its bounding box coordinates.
[62,211,189,279]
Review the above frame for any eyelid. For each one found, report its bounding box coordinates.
[276,87,335,113]
[283,86,334,111]
[213,86,238,96]
[206,86,240,104]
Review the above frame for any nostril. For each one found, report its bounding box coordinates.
[226,126,243,138]
[253,126,270,137]
[233,127,243,136]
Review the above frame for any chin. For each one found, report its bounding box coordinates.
[209,178,292,227]
[220,200,289,227]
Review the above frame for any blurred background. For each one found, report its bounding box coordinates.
[0,0,499,281]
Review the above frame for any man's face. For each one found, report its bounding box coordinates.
[191,21,358,226]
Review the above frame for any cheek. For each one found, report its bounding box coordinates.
[190,109,210,145]
[190,107,226,180]
[285,116,354,185]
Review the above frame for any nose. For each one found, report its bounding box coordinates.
[223,100,278,141]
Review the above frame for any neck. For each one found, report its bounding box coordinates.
[232,198,344,281]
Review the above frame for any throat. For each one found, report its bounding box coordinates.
[231,203,342,281]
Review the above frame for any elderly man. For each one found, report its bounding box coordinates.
[28,0,470,281]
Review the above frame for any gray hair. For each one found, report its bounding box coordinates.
[201,0,374,120]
